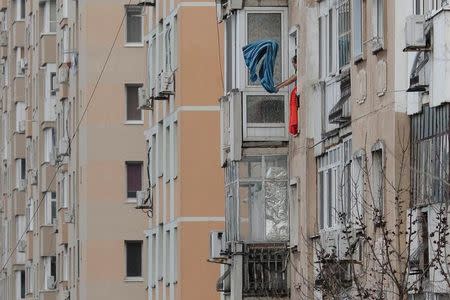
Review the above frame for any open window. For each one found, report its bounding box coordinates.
[224,8,289,142]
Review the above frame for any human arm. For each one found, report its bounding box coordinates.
[275,74,297,91]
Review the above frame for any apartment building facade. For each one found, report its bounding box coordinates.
[216,0,450,300]
[0,0,148,299]
[141,1,225,300]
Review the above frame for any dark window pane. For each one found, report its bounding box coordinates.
[126,85,142,121]
[51,200,56,221]
[246,95,285,123]
[126,241,142,277]
[20,0,25,19]
[20,270,25,298]
[51,256,56,277]
[126,6,142,43]
[21,159,26,180]
[127,162,142,198]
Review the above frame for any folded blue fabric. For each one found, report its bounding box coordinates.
[243,39,279,94]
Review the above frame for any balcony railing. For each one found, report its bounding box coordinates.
[243,243,289,297]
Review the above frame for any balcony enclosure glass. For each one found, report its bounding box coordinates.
[225,154,289,243]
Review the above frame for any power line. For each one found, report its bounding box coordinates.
[1,0,134,273]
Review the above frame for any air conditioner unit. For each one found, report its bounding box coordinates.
[58,137,70,157]
[0,31,7,47]
[18,120,26,133]
[404,14,427,51]
[58,66,69,84]
[18,240,26,252]
[215,0,243,21]
[154,72,174,99]
[30,169,37,185]
[64,209,74,223]
[138,87,153,110]
[18,179,26,191]
[209,231,226,259]
[46,275,56,290]
[136,189,151,209]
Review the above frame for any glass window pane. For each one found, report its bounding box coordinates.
[239,156,262,179]
[126,6,142,43]
[264,181,288,241]
[247,13,282,85]
[265,155,288,179]
[126,85,142,121]
[127,162,142,198]
[246,95,285,123]
[126,241,142,277]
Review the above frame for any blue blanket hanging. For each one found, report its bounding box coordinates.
[242,39,279,94]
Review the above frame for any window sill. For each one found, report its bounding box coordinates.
[124,277,144,282]
[125,198,137,204]
[124,43,144,48]
[40,32,57,37]
[371,42,384,54]
[353,54,364,65]
[125,120,144,125]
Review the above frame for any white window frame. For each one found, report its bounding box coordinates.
[125,5,143,46]
[62,0,69,19]
[26,198,34,231]
[61,172,68,208]
[62,247,69,282]
[62,26,69,63]
[15,158,25,188]
[43,0,56,34]
[414,0,444,16]
[371,141,385,218]
[44,192,56,225]
[317,138,353,231]
[226,7,289,141]
[15,101,26,132]
[15,0,24,21]
[15,270,24,300]
[371,0,384,52]
[43,128,55,163]
[44,64,57,121]
[352,150,366,226]
[353,0,363,61]
[25,263,34,295]
[125,84,144,124]
[43,256,56,290]
[15,47,24,77]
[337,0,351,69]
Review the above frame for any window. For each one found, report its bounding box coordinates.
[44,256,56,289]
[62,26,69,62]
[25,263,34,294]
[225,155,289,242]
[62,246,68,282]
[15,158,26,187]
[352,151,365,225]
[125,241,142,278]
[61,172,68,208]
[44,128,55,162]
[44,0,56,33]
[15,47,24,76]
[371,147,384,218]
[125,6,143,44]
[338,0,351,68]
[371,0,384,51]
[125,84,142,121]
[26,198,34,231]
[173,122,178,178]
[50,72,57,96]
[16,0,25,21]
[15,101,25,132]
[45,192,56,225]
[353,0,363,59]
[318,9,335,78]
[126,162,142,199]
[414,0,444,15]
[15,270,25,300]
[151,233,157,285]
[317,139,353,230]
[165,126,170,179]
[165,230,170,281]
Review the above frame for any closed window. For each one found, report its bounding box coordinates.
[371,0,384,50]
[125,241,142,278]
[45,192,56,225]
[44,256,56,289]
[125,6,143,44]
[44,128,55,162]
[15,158,26,187]
[126,162,142,199]
[15,47,24,76]
[15,101,26,132]
[371,148,384,217]
[44,0,56,33]
[353,0,363,59]
[15,270,25,300]
[126,84,142,121]
[16,0,25,21]
[338,0,351,68]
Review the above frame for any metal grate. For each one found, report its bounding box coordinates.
[411,104,450,206]
[243,243,289,297]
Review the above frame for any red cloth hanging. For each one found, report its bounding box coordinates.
[289,86,299,136]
